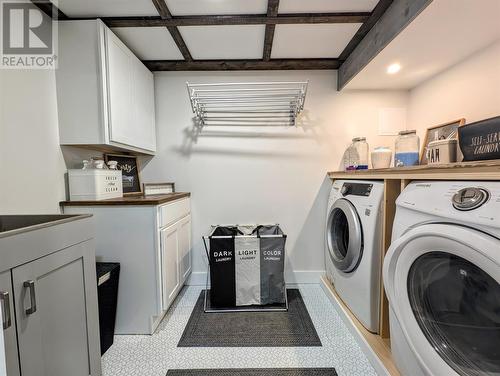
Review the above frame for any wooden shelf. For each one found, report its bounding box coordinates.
[328,160,500,181]
[321,277,400,376]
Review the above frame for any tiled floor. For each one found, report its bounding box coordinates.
[102,285,378,376]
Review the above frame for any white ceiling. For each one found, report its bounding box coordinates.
[346,0,500,90]
[58,0,158,17]
[165,0,267,16]
[56,0,381,61]
[278,0,378,13]
[272,24,361,58]
[179,25,266,60]
[112,27,184,60]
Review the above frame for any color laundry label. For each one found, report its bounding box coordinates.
[260,237,286,305]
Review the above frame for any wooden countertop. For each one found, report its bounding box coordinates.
[328,160,500,181]
[61,192,190,206]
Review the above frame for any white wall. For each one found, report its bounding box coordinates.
[0,70,66,213]
[408,40,500,136]
[142,70,408,283]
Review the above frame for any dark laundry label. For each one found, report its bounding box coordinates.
[209,237,236,307]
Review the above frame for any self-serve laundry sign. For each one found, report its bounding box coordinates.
[1,0,58,69]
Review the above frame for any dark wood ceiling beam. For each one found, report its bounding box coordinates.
[143,59,340,71]
[337,0,433,90]
[150,0,192,61]
[30,0,67,19]
[263,0,280,61]
[101,12,370,28]
[151,0,172,18]
[338,0,393,62]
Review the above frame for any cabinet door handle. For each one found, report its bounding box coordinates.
[24,280,37,315]
[0,291,11,330]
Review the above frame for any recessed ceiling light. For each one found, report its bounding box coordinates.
[387,63,401,75]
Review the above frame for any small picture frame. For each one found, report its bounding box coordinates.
[104,154,141,195]
[420,118,466,165]
[143,183,176,196]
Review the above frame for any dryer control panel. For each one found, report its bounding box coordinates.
[341,183,373,197]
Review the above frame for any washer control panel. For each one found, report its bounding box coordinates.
[452,187,490,211]
[341,183,373,197]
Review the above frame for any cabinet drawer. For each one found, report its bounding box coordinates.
[159,199,190,228]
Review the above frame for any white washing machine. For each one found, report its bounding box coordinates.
[384,181,500,376]
[326,179,384,333]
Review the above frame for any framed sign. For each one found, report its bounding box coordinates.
[143,183,175,196]
[104,154,141,195]
[420,118,466,164]
[459,116,500,162]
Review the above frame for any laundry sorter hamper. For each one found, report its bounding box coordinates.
[202,224,288,313]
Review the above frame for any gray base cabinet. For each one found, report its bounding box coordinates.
[0,271,19,376]
[13,243,96,376]
[0,215,101,376]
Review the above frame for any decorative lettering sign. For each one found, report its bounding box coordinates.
[104,154,141,194]
[459,116,500,161]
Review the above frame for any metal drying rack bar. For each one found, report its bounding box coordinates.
[187,81,308,126]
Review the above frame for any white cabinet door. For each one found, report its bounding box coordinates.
[106,27,156,153]
[132,59,156,152]
[179,215,192,282]
[0,271,20,376]
[12,243,98,376]
[105,28,134,148]
[160,223,180,310]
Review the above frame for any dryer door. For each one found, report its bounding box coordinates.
[384,223,500,376]
[326,198,363,273]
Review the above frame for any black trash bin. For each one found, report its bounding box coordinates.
[96,262,120,355]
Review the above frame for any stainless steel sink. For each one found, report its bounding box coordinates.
[0,215,80,233]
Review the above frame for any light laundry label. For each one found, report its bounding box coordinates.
[235,237,261,306]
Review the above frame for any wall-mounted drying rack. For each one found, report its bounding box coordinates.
[187,81,308,126]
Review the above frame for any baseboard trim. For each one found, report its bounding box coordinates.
[186,270,325,286]
[320,276,399,376]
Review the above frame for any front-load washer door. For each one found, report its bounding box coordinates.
[384,223,500,376]
[326,198,363,273]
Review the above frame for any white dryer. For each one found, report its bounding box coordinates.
[326,179,384,333]
[384,181,500,376]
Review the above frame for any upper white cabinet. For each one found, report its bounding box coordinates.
[56,20,156,155]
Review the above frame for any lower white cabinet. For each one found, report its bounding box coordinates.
[63,196,192,335]
[160,215,192,310]
[179,215,192,282]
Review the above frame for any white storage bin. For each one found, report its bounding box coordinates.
[68,169,123,201]
[427,139,458,164]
